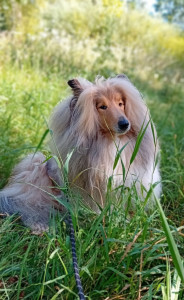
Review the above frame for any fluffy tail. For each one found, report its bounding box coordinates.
[0,153,63,234]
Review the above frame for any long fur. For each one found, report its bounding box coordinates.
[0,75,162,233]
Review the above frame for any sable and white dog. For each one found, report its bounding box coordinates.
[0,75,161,233]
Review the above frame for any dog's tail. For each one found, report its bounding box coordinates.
[0,152,63,234]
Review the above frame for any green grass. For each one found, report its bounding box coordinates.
[0,0,184,299]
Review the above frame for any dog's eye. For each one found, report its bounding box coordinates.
[99,105,107,110]
[119,102,123,107]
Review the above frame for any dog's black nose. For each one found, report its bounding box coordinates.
[118,117,129,131]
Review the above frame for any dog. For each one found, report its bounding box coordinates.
[0,74,162,233]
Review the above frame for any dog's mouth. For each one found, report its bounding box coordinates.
[115,127,130,136]
[114,123,131,136]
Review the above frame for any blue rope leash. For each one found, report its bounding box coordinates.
[66,212,86,300]
[47,156,85,299]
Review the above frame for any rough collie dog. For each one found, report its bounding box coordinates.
[0,75,161,233]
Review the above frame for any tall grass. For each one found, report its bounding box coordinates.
[0,0,184,299]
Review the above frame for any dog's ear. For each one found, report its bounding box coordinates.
[116,74,130,81]
[68,79,83,98]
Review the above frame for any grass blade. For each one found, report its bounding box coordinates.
[171,267,181,300]
[34,129,50,155]
[17,238,33,300]
[113,142,129,170]
[63,150,74,179]
[150,120,156,146]
[130,120,150,165]
[155,197,184,282]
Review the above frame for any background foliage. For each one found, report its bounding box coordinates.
[0,0,184,299]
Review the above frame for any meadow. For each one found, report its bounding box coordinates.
[0,0,184,299]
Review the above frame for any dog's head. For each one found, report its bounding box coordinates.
[68,75,149,144]
[94,80,130,136]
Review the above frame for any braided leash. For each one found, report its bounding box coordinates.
[66,212,86,300]
[47,157,85,299]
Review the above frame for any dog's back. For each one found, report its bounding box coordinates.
[0,153,64,234]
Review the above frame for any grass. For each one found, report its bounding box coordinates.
[0,0,184,299]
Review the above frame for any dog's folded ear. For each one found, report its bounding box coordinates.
[68,79,83,98]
